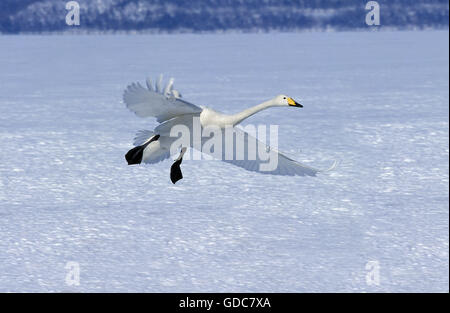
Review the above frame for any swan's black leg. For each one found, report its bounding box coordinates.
[170,148,187,184]
[170,159,183,184]
[125,134,160,165]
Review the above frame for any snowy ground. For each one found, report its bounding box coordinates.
[0,31,448,292]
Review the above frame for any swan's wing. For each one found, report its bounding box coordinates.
[123,75,202,123]
[204,127,326,176]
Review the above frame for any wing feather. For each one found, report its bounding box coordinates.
[146,77,153,91]
[208,127,321,176]
[123,75,202,123]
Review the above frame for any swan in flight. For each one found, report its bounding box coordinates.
[124,75,334,183]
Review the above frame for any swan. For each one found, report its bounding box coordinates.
[123,74,334,183]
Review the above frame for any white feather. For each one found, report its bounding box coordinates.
[164,78,174,96]
[155,74,163,93]
[146,77,153,91]
[171,89,181,98]
[123,75,202,123]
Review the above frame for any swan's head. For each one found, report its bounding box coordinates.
[274,95,303,108]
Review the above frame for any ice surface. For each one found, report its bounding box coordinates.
[0,31,448,292]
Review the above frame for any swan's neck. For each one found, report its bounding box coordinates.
[229,99,275,126]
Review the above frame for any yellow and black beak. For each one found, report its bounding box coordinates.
[287,97,303,108]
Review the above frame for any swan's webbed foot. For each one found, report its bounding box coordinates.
[125,134,160,165]
[170,147,187,184]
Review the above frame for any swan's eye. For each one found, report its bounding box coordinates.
[283,97,286,99]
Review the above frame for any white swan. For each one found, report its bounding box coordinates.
[124,75,334,183]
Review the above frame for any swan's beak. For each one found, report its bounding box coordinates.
[287,97,303,108]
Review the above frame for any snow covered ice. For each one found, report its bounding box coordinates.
[0,30,448,292]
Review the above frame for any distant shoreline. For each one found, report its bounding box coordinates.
[1,26,448,36]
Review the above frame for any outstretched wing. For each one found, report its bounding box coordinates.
[123,75,202,123]
[203,126,330,176]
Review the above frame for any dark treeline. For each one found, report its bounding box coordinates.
[0,0,448,33]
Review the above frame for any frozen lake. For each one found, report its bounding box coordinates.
[0,31,448,292]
